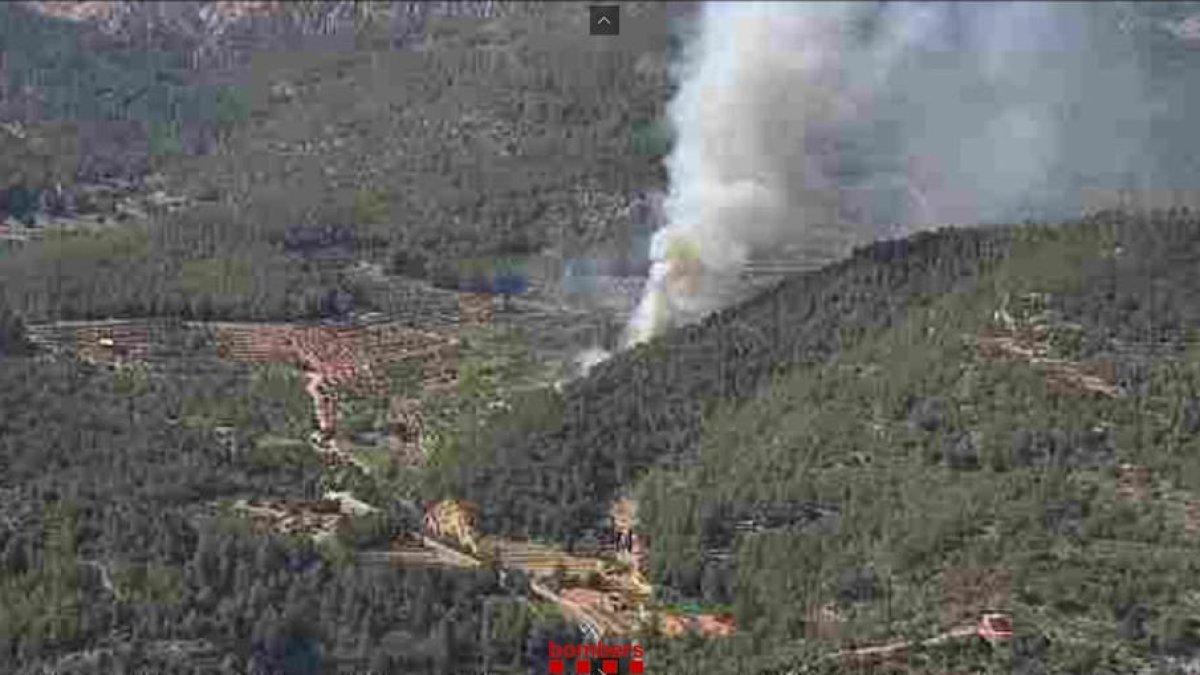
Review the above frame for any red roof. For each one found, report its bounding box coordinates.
[977,613,1013,641]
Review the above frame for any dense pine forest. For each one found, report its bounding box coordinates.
[4,2,1200,674]
[0,343,589,674]
[0,1,673,323]
[7,210,1200,674]
[441,211,1200,673]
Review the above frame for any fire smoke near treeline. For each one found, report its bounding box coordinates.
[620,1,1200,348]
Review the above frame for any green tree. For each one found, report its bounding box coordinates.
[214,86,251,147]
[112,362,150,427]
[0,305,29,356]
[148,120,184,165]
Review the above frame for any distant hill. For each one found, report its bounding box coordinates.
[0,2,675,325]
[5,1,671,259]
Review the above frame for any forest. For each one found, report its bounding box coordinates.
[6,209,1200,674]
[4,2,1200,673]
[445,224,1017,542]
[0,1,672,324]
[440,210,1200,673]
[0,337,593,674]
[0,4,669,671]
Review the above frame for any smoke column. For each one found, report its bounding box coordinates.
[624,1,1200,347]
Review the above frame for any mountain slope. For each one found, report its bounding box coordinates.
[448,223,1016,541]
[2,2,673,325]
[444,209,1200,673]
[165,1,672,271]
[637,211,1200,674]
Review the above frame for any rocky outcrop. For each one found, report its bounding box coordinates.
[21,2,499,67]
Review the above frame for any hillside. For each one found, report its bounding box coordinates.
[446,223,1016,538]
[442,209,1200,674]
[1,1,674,325]
[5,2,1200,673]
[3,210,1200,673]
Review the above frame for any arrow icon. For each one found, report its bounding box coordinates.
[590,5,619,35]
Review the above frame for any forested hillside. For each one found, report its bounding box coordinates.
[443,210,1200,674]
[1,1,675,325]
[446,224,1016,541]
[0,353,587,674]
[6,209,1200,673]
[0,6,672,669]
[5,2,1200,674]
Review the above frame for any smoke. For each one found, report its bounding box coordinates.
[624,1,1200,347]
[574,347,613,378]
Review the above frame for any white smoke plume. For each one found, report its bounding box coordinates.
[624,1,1200,347]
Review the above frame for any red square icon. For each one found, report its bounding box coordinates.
[576,659,591,674]
[630,659,645,674]
[550,659,564,674]
[602,659,618,674]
